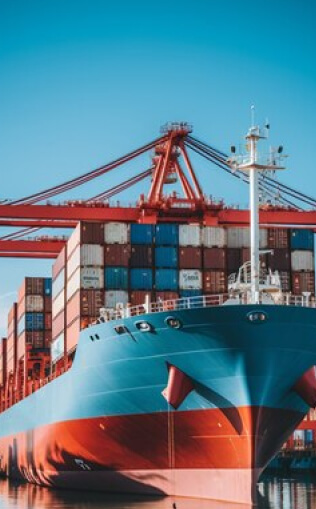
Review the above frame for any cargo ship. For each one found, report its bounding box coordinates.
[0,120,316,505]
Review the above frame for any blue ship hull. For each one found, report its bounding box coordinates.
[0,304,315,504]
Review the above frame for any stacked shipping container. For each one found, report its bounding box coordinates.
[15,277,52,399]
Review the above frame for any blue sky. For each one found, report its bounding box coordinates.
[0,0,315,333]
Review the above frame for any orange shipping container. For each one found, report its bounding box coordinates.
[66,290,105,326]
[292,272,315,295]
[203,271,227,294]
[129,291,151,306]
[267,228,289,249]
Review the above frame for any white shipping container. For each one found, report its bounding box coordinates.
[179,269,202,290]
[67,244,104,280]
[81,267,104,290]
[104,222,129,244]
[105,290,129,309]
[52,290,65,317]
[291,250,314,271]
[227,227,267,248]
[67,223,81,258]
[51,333,64,363]
[260,229,268,248]
[67,246,81,279]
[25,295,44,312]
[227,228,250,248]
[67,269,81,301]
[202,227,227,247]
[52,269,65,300]
[81,244,104,266]
[179,225,201,246]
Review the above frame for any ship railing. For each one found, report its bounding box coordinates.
[98,292,316,324]
[99,294,230,322]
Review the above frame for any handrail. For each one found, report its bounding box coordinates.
[97,292,316,324]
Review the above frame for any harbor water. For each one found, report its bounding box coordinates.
[0,475,316,509]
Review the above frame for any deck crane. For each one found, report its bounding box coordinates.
[0,122,316,258]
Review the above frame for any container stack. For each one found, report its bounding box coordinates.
[202,226,227,295]
[129,224,154,305]
[47,221,316,367]
[266,228,291,291]
[15,277,52,398]
[155,224,179,300]
[51,246,67,369]
[290,229,315,295]
[66,222,105,358]
[6,303,17,406]
[178,225,202,298]
[0,338,7,411]
[104,222,130,307]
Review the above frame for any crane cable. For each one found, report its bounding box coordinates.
[10,135,167,206]
[185,140,300,209]
[187,136,316,209]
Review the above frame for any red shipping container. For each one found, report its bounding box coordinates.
[292,272,315,295]
[67,290,105,326]
[179,247,202,269]
[130,245,152,268]
[227,249,241,274]
[68,222,105,258]
[267,249,290,271]
[18,278,44,303]
[53,247,67,280]
[203,271,227,294]
[104,244,130,267]
[44,332,52,349]
[155,291,179,301]
[44,296,52,313]
[268,228,289,248]
[279,271,291,292]
[0,338,7,387]
[52,310,65,340]
[129,291,151,306]
[45,313,52,330]
[203,248,226,270]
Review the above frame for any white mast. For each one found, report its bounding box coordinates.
[248,123,260,303]
[228,110,285,304]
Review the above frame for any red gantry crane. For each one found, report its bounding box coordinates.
[1,122,316,258]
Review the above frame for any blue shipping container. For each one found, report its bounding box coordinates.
[105,267,128,290]
[155,224,179,246]
[290,229,314,250]
[130,269,153,290]
[44,278,52,296]
[25,312,45,331]
[155,247,178,268]
[131,224,154,245]
[155,269,178,291]
[179,290,202,298]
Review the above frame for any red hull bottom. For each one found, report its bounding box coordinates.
[42,468,261,505]
[0,406,304,504]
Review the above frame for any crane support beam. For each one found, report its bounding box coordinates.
[0,219,77,228]
[0,252,58,259]
[0,240,65,253]
[1,205,316,227]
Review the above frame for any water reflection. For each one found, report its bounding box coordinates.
[0,476,316,509]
